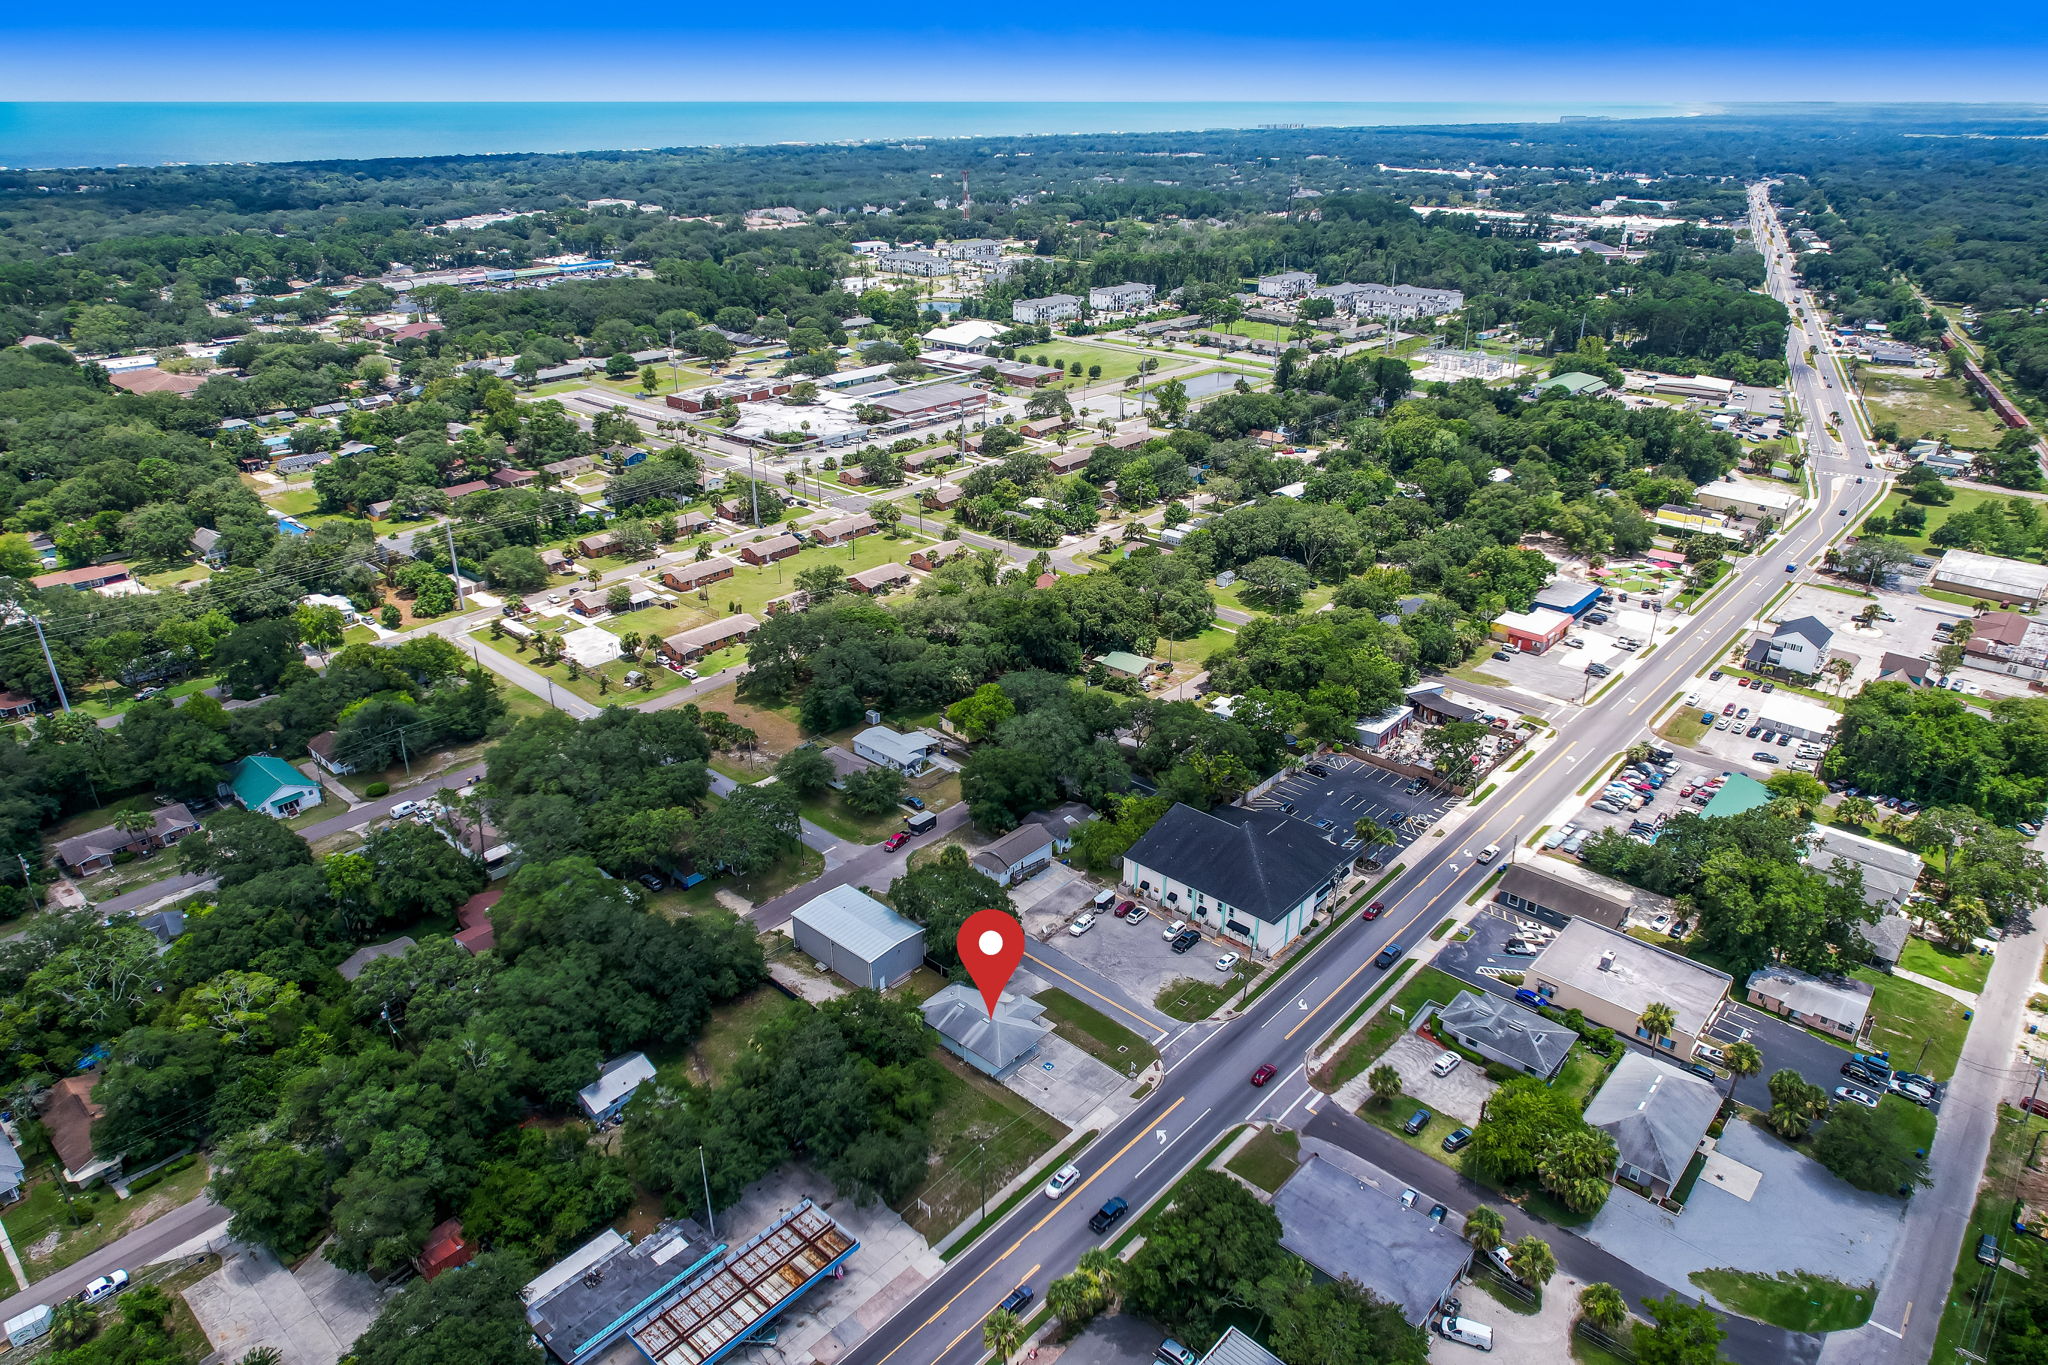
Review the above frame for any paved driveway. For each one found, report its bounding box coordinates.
[183,1241,386,1365]
[1706,1000,1865,1110]
[1583,1116,1901,1298]
[1378,1033,1494,1126]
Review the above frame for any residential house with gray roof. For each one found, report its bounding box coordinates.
[1583,1052,1720,1201]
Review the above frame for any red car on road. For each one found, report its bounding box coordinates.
[1249,1064,1277,1087]
[883,832,910,852]
[1362,901,1386,920]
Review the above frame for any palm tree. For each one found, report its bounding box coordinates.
[239,1350,286,1365]
[982,1308,1024,1365]
[1368,1064,1402,1107]
[1508,1234,1558,1291]
[1577,1283,1629,1332]
[1722,1040,1764,1103]
[110,807,156,839]
[1637,1001,1678,1052]
[1463,1204,1506,1253]
[1075,1247,1120,1308]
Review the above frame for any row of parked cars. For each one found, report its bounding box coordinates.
[1068,891,1240,970]
[1841,1050,1942,1108]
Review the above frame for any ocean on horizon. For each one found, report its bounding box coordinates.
[0,101,1708,170]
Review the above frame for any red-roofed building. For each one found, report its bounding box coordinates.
[442,479,491,499]
[31,564,131,591]
[454,888,501,955]
[415,1219,475,1279]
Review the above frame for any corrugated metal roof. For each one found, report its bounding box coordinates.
[790,885,923,962]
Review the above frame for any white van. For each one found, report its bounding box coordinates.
[1438,1318,1494,1352]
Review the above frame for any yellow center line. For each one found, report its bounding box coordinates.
[1024,951,1168,1042]
[1284,877,1459,1043]
[932,1263,1040,1363]
[871,1096,1187,1365]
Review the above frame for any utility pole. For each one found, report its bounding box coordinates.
[29,614,69,712]
[445,523,466,612]
[698,1145,717,1238]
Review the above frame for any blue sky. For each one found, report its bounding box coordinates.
[6,0,2047,102]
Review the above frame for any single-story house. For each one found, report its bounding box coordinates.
[454,887,502,955]
[32,564,132,592]
[227,754,324,819]
[0,1129,23,1202]
[1436,989,1576,1080]
[972,826,1060,887]
[1098,650,1157,679]
[0,693,35,721]
[1745,965,1873,1041]
[44,1072,120,1186]
[658,614,761,664]
[439,807,521,880]
[306,730,353,776]
[909,541,967,572]
[847,563,913,595]
[576,532,618,558]
[1584,1052,1721,1201]
[921,985,1051,1079]
[539,547,573,573]
[923,484,964,511]
[1523,916,1730,1059]
[738,535,802,566]
[1804,824,1923,912]
[660,557,739,592]
[852,725,940,775]
[790,885,926,990]
[416,1220,476,1280]
[1123,803,1356,956]
[1273,1155,1470,1326]
[813,513,879,546]
[191,526,226,566]
[579,1052,658,1126]
[52,802,200,877]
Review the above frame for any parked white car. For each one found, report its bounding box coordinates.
[1068,913,1097,937]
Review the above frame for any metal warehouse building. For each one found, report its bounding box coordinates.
[789,885,926,989]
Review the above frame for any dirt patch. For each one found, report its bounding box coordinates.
[696,686,806,758]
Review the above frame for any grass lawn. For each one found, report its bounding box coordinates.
[1156,961,1262,1020]
[3,1158,212,1279]
[895,1050,1064,1238]
[648,985,805,1089]
[73,673,223,722]
[1224,1127,1300,1193]
[1899,936,1993,995]
[1034,989,1160,1073]
[1210,579,1338,617]
[587,368,717,399]
[1316,966,1469,1088]
[1017,341,1164,385]
[1688,1267,1876,1333]
[1210,320,1296,344]
[1933,1104,2048,1363]
[1852,966,1973,1079]
[1856,369,2006,451]
[265,489,320,515]
[629,533,937,638]
[800,795,901,845]
[1571,1333,1634,1365]
[1445,662,1510,688]
[138,561,211,590]
[1866,486,2034,559]
[468,626,694,707]
[1551,1043,1617,1109]
[1658,708,1711,746]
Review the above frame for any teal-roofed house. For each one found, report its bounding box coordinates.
[1531,371,1611,398]
[1098,650,1157,679]
[228,755,323,819]
[1700,772,1773,820]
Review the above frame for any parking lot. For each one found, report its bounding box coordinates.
[1434,906,1551,984]
[1548,750,1731,851]
[1040,899,1240,1020]
[1249,753,1457,846]
[1480,602,1668,704]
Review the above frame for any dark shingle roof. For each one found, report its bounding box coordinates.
[1124,803,1353,924]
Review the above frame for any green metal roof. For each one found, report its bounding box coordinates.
[1701,772,1773,820]
[1535,372,1609,395]
[1099,650,1152,676]
[230,754,317,807]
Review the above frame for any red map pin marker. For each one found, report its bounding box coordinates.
[959,909,1026,1018]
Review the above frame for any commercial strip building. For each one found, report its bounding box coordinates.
[1493,858,1667,932]
[1697,477,1804,523]
[1929,549,2048,607]
[1525,917,1731,1058]
[627,1201,858,1365]
[1491,608,1571,653]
